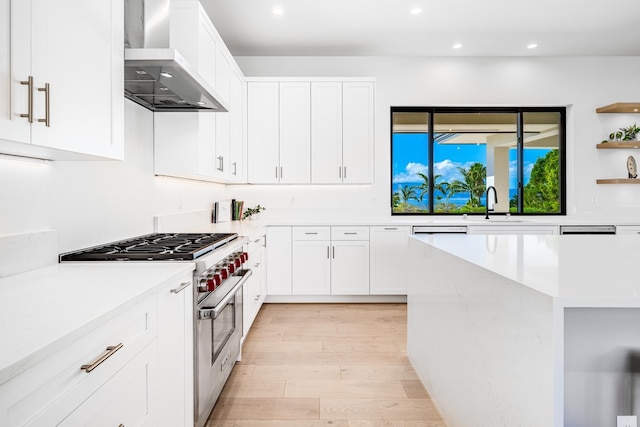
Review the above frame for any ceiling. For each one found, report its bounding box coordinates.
[200,0,640,57]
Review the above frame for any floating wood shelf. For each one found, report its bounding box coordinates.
[596,179,640,184]
[596,103,640,114]
[596,141,640,149]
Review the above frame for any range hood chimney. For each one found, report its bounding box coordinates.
[124,0,228,112]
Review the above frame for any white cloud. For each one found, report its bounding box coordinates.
[433,159,465,182]
[393,162,428,183]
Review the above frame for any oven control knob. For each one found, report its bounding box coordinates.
[240,252,248,263]
[219,267,229,280]
[234,257,241,268]
[211,273,222,289]
[227,262,236,274]
[198,278,209,292]
[244,252,249,262]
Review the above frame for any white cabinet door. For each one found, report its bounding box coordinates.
[331,240,370,295]
[215,113,230,176]
[293,240,331,295]
[154,112,216,180]
[266,226,292,295]
[311,82,342,183]
[30,0,123,159]
[0,0,123,160]
[58,343,158,427]
[279,82,311,183]
[370,226,410,295]
[342,81,374,184]
[229,68,245,181]
[248,82,279,183]
[157,275,193,427]
[0,0,30,146]
[244,234,265,336]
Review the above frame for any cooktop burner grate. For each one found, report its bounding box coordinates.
[59,232,238,262]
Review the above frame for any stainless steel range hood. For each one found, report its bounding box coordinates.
[124,0,228,112]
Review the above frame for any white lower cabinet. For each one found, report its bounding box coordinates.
[616,225,640,235]
[57,342,157,427]
[0,273,193,427]
[370,226,410,295]
[289,226,369,296]
[265,226,293,295]
[244,233,266,336]
[157,274,193,427]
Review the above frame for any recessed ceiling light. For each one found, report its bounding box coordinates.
[527,43,538,49]
[453,43,463,49]
[160,72,173,78]
[410,8,422,15]
[196,101,206,106]
[273,6,284,15]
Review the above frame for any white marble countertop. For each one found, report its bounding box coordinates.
[410,233,640,307]
[0,262,194,386]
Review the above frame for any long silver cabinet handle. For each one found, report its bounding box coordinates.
[275,166,278,179]
[384,227,398,230]
[19,76,34,123]
[232,162,237,175]
[338,166,341,178]
[81,343,123,373]
[344,166,347,178]
[343,232,358,235]
[327,246,330,259]
[170,281,191,294]
[37,83,50,127]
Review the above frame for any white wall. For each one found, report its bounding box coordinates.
[0,100,226,252]
[234,55,640,222]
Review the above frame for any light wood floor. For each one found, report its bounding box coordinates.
[206,303,447,427]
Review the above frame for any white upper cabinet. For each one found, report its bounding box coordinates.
[0,0,124,160]
[248,78,374,184]
[247,82,280,183]
[229,68,245,181]
[342,81,374,184]
[311,82,343,183]
[154,2,246,183]
[279,82,311,183]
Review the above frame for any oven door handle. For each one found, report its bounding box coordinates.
[198,270,252,320]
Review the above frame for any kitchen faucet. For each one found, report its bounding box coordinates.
[485,186,498,220]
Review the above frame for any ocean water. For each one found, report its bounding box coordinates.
[393,183,517,207]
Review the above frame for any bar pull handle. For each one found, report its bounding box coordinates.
[327,246,330,259]
[275,166,278,179]
[305,232,318,235]
[343,166,347,179]
[384,227,398,230]
[232,162,237,175]
[170,282,191,294]
[37,83,50,127]
[343,232,358,235]
[280,166,283,179]
[20,76,34,123]
[217,156,224,172]
[332,246,335,259]
[338,166,342,178]
[81,343,123,373]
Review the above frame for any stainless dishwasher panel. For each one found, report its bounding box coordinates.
[559,225,616,235]
[412,225,469,234]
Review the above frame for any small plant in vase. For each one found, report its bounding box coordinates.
[242,205,266,220]
[621,123,640,141]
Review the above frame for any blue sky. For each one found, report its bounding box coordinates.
[392,133,551,190]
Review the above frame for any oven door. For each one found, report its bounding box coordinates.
[195,269,250,427]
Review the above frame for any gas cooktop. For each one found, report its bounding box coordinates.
[59,233,238,262]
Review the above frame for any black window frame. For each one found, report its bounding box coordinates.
[390,106,567,216]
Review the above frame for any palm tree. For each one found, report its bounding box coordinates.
[456,163,486,207]
[416,172,438,207]
[398,185,418,205]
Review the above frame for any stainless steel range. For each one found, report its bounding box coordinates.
[59,232,251,427]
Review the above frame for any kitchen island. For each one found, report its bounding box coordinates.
[407,234,640,427]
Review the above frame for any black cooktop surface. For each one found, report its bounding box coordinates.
[59,233,238,262]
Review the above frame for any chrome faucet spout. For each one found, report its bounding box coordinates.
[485,186,498,220]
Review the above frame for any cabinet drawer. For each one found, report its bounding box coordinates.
[331,226,369,240]
[293,226,331,241]
[40,341,157,427]
[3,296,157,427]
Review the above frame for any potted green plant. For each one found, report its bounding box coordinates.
[622,123,640,141]
[242,204,266,220]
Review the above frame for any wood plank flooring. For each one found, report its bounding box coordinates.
[206,303,446,427]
